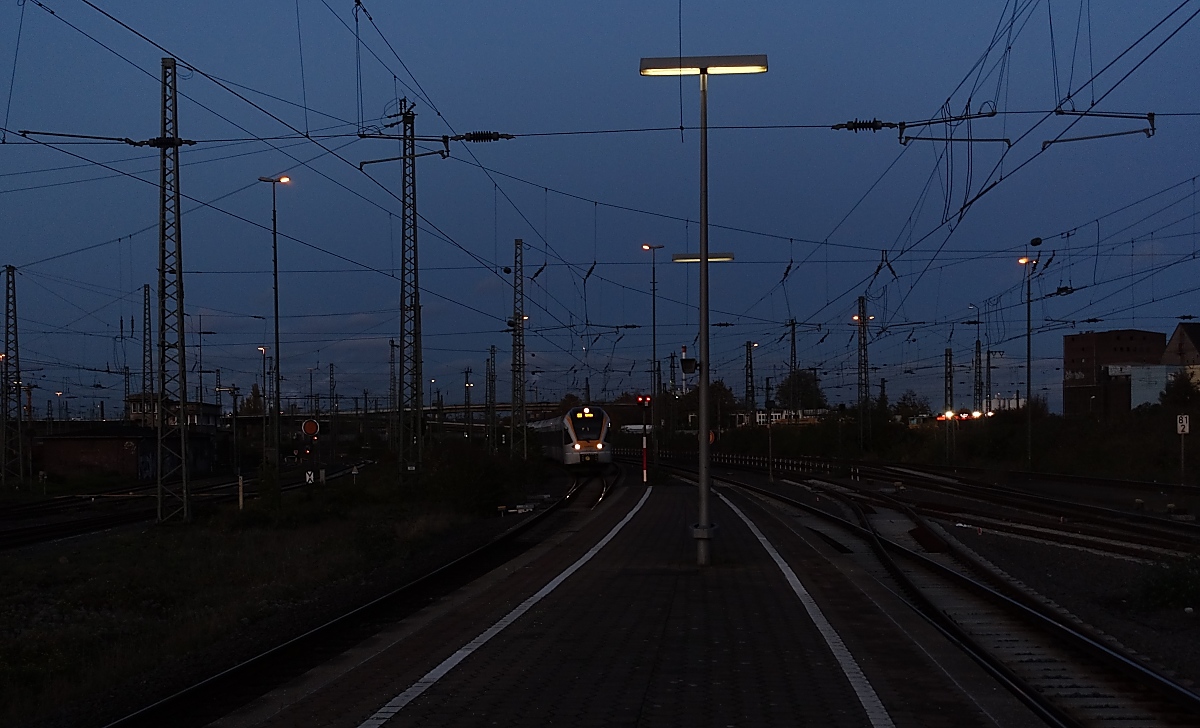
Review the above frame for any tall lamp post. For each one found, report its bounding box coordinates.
[641,53,767,566]
[257,346,268,472]
[1020,237,1041,469]
[642,243,664,473]
[258,175,290,471]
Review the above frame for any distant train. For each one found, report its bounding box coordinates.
[529,406,612,466]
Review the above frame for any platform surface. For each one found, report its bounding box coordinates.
[254,479,1024,728]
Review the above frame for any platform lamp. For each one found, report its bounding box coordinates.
[642,243,664,473]
[258,174,290,470]
[643,53,767,565]
[1020,237,1042,469]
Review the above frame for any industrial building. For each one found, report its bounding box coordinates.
[1062,324,1199,416]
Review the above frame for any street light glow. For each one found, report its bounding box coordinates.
[672,252,734,263]
[639,55,768,76]
[278,176,290,184]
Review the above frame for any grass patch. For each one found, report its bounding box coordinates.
[0,444,535,727]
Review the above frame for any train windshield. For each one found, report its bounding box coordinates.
[571,410,604,440]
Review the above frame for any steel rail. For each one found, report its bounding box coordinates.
[102,465,621,728]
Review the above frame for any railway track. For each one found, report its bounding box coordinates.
[650,456,1200,726]
[651,450,1200,561]
[100,465,622,728]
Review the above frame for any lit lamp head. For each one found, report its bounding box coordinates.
[639,55,768,76]
[672,252,734,263]
[258,175,290,184]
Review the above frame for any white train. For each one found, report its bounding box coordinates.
[529,406,612,466]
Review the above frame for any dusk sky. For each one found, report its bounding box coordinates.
[2,1,1198,416]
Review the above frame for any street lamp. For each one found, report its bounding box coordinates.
[642,53,767,566]
[1020,237,1042,469]
[642,243,664,472]
[258,346,268,471]
[258,175,289,470]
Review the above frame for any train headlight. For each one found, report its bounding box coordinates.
[596,443,603,450]
[573,443,581,450]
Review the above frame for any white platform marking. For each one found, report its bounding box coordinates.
[357,487,653,727]
[720,492,896,728]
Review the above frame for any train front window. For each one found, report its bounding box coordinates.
[573,416,603,440]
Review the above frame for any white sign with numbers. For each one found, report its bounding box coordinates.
[1179,414,1190,435]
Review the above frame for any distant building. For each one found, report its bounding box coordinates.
[1062,329,1166,416]
[126,392,221,429]
[1162,322,1200,384]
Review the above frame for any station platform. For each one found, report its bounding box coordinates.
[243,477,1039,728]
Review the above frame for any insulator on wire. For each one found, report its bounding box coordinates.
[833,118,893,133]
[459,131,514,143]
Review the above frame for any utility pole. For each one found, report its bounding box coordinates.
[463,367,473,441]
[945,347,954,464]
[328,363,336,456]
[388,338,398,454]
[788,317,797,378]
[396,100,423,483]
[142,283,153,398]
[744,341,757,412]
[944,347,954,413]
[2,265,24,487]
[155,57,191,522]
[855,296,870,450]
[486,345,497,454]
[357,106,511,480]
[123,366,131,419]
[967,304,983,413]
[511,239,527,459]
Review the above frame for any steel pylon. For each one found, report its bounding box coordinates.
[155,57,190,522]
[2,265,24,487]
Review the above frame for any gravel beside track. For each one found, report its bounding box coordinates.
[947,526,1200,690]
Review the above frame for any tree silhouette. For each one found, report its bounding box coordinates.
[1160,369,1200,411]
[775,369,828,411]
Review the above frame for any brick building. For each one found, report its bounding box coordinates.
[1062,329,1166,416]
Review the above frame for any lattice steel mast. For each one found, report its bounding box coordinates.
[511,239,526,459]
[944,348,954,413]
[2,265,24,487]
[142,284,152,398]
[396,99,423,481]
[744,341,756,411]
[155,58,190,522]
[973,339,984,413]
[485,345,496,453]
[388,338,398,453]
